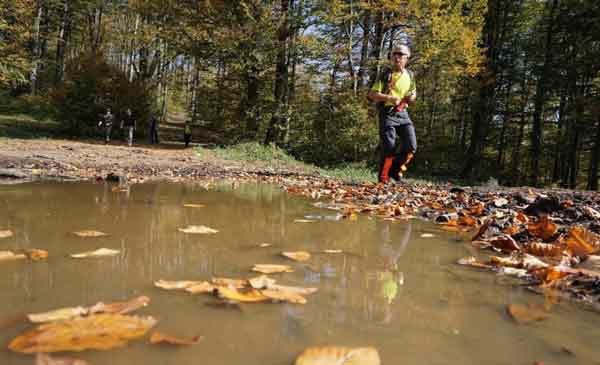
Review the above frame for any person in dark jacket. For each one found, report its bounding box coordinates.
[120,108,136,147]
[184,122,192,148]
[148,114,159,145]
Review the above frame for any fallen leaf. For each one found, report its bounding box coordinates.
[149,331,203,346]
[154,280,206,290]
[420,233,435,238]
[295,346,381,365]
[185,282,217,294]
[72,230,108,238]
[177,225,218,234]
[563,226,600,256]
[35,353,90,365]
[458,215,477,227]
[88,296,150,315]
[258,243,272,248]
[211,277,248,288]
[456,256,491,269]
[27,307,88,323]
[471,219,492,242]
[70,248,120,258]
[216,287,269,303]
[261,289,307,304]
[489,235,521,253]
[252,264,294,274]
[527,216,558,241]
[9,314,157,353]
[282,251,311,262]
[494,197,509,207]
[294,219,317,223]
[506,303,548,324]
[323,249,343,254]
[183,204,205,208]
[269,284,318,296]
[0,251,27,261]
[524,242,563,257]
[0,229,14,238]
[248,275,276,289]
[26,249,49,261]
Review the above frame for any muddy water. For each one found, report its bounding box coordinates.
[0,181,599,365]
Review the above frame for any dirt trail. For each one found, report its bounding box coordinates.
[0,138,307,184]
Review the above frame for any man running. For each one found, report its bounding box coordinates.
[367,44,417,184]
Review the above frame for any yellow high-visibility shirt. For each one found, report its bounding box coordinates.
[371,70,415,107]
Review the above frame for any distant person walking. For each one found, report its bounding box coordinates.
[98,108,114,144]
[121,108,136,147]
[148,114,159,145]
[184,122,192,148]
[367,44,417,184]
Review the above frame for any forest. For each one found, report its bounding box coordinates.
[1,0,599,189]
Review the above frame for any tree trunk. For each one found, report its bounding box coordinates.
[530,0,558,186]
[265,0,291,146]
[587,117,600,190]
[357,10,371,88]
[55,0,71,85]
[30,1,44,95]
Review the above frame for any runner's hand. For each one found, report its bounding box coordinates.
[389,96,403,105]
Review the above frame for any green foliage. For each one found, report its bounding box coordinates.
[208,142,298,164]
[51,52,153,135]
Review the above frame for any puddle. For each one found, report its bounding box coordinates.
[0,181,599,364]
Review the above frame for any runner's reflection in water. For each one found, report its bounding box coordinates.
[372,221,412,324]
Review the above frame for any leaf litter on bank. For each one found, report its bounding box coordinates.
[177,225,218,234]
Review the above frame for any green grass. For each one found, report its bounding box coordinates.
[0,113,63,139]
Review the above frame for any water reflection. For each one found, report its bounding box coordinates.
[1,182,600,365]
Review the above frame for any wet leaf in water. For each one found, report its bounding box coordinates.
[9,314,157,353]
[527,216,558,241]
[323,249,343,254]
[149,331,203,346]
[523,242,564,257]
[211,277,248,288]
[294,346,381,365]
[70,248,120,258]
[0,229,14,238]
[0,251,27,261]
[252,264,295,274]
[506,303,548,324]
[248,275,276,289]
[261,289,307,304]
[177,225,218,234]
[282,251,311,262]
[88,296,150,315]
[268,284,318,296]
[183,204,205,208]
[26,249,49,261]
[216,287,269,303]
[456,256,491,269]
[72,230,108,238]
[258,243,272,248]
[471,218,492,242]
[185,282,216,294]
[35,353,90,365]
[294,219,317,223]
[28,307,88,323]
[154,280,206,290]
[420,233,435,238]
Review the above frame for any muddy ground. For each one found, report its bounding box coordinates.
[0,138,310,184]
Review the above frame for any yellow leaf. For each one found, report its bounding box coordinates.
[149,331,203,346]
[185,282,216,294]
[216,287,269,303]
[294,219,317,223]
[178,225,218,234]
[282,251,311,262]
[70,248,120,258]
[154,280,207,290]
[0,229,14,238]
[88,296,150,315]
[183,204,205,208]
[25,249,48,261]
[211,277,248,288]
[0,251,27,261]
[248,275,276,289]
[261,289,307,304]
[295,346,381,365]
[27,307,88,323]
[252,264,294,274]
[9,314,157,353]
[323,249,343,254]
[72,230,108,238]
